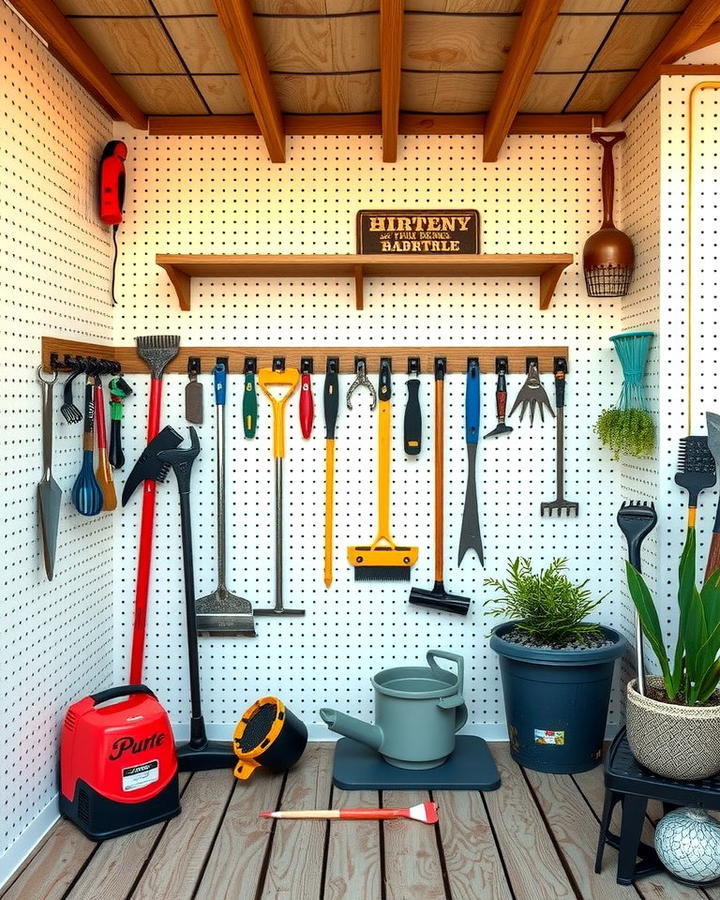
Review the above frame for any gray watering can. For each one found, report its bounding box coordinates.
[320,650,467,770]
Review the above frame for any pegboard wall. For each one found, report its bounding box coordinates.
[617,85,661,690]
[8,0,718,876]
[657,74,720,650]
[111,123,626,743]
[0,4,113,878]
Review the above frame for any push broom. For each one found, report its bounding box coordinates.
[348,358,417,581]
[129,335,179,683]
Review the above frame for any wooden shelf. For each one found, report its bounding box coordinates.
[156,253,574,311]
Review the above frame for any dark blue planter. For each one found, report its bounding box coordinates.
[490,622,627,773]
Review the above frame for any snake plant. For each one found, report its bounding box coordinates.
[626,527,720,706]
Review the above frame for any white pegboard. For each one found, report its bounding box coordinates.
[617,85,662,691]
[111,126,626,740]
[662,75,720,604]
[0,4,114,879]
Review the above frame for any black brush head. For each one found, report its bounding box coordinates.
[675,435,716,506]
[354,566,412,582]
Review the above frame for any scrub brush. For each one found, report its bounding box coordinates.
[674,436,716,528]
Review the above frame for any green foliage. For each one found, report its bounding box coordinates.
[484,558,604,646]
[625,527,720,706]
[596,408,655,460]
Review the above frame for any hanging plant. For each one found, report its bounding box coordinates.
[596,331,655,460]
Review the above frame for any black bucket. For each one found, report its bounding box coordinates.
[233,697,308,780]
[490,622,626,773]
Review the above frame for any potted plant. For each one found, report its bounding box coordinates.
[486,558,626,774]
[625,527,720,780]
[596,331,655,460]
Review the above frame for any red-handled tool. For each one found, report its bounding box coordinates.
[260,801,438,824]
[129,335,180,683]
[484,357,513,438]
[299,357,314,439]
[94,375,116,510]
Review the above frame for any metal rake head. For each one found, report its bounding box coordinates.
[541,499,579,517]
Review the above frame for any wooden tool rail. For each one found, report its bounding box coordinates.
[42,338,570,375]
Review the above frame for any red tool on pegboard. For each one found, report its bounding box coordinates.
[98,140,127,303]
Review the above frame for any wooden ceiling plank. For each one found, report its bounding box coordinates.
[147,111,594,135]
[9,0,147,129]
[482,0,565,162]
[603,0,720,124]
[213,0,286,161]
[380,0,405,162]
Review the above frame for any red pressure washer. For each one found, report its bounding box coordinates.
[59,685,180,840]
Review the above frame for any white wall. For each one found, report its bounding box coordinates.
[0,6,114,882]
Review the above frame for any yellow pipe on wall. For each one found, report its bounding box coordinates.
[687,81,720,431]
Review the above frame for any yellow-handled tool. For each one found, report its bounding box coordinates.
[256,362,304,616]
[348,358,418,580]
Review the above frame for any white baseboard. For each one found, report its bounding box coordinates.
[0,796,59,892]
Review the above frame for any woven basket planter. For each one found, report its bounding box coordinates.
[627,677,720,781]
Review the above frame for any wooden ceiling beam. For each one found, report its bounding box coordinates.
[380,0,405,162]
[148,112,595,137]
[482,0,565,163]
[213,0,285,162]
[671,21,720,60]
[603,0,720,125]
[9,0,147,130]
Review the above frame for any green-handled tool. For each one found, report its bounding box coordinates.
[243,356,258,438]
[109,375,133,469]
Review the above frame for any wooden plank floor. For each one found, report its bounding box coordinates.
[2,743,713,900]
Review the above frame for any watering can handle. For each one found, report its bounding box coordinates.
[426,649,464,696]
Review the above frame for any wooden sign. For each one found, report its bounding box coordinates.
[357,209,480,255]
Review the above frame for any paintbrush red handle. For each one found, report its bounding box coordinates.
[340,808,406,820]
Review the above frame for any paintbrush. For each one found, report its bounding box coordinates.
[260,802,439,825]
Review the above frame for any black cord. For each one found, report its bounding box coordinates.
[111,224,119,306]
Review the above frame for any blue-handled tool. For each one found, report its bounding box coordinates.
[458,358,484,566]
[213,361,227,406]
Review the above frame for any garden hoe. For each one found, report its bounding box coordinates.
[410,358,469,613]
[195,362,256,636]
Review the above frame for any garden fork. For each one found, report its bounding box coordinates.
[509,362,554,425]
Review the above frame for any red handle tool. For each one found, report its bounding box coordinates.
[299,358,314,439]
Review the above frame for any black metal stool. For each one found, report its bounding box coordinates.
[595,728,720,885]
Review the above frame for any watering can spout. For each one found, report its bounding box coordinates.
[320,708,383,751]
